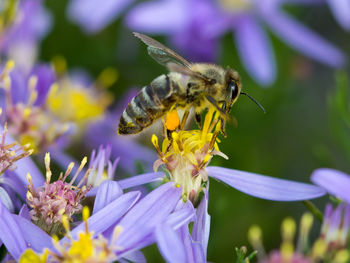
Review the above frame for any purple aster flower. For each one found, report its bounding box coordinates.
[67,0,135,33]
[1,180,186,262]
[126,0,345,86]
[320,203,350,250]
[87,144,119,188]
[0,60,70,154]
[0,120,43,212]
[0,0,52,70]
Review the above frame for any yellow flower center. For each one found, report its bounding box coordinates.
[19,207,118,263]
[152,107,227,203]
[47,80,112,127]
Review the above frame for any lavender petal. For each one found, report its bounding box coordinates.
[118,172,164,189]
[207,166,326,201]
[192,189,210,258]
[0,186,14,212]
[165,201,196,230]
[31,64,56,106]
[263,9,345,67]
[67,191,141,241]
[0,202,27,260]
[125,0,190,34]
[156,223,186,263]
[121,251,146,263]
[115,182,182,255]
[68,0,135,33]
[12,215,52,252]
[235,14,276,86]
[311,168,350,203]
[93,180,123,214]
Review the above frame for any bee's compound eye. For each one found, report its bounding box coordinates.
[229,80,239,100]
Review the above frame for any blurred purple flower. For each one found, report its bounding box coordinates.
[311,168,350,203]
[0,124,43,210]
[0,0,52,70]
[67,0,135,33]
[126,0,345,86]
[0,61,70,153]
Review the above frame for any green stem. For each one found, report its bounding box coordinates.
[302,200,323,223]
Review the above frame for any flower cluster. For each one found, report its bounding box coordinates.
[0,1,350,262]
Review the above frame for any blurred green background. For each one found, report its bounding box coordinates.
[40,1,350,261]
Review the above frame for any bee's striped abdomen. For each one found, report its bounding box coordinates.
[118,74,182,135]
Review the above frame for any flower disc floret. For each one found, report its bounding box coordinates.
[26,153,92,234]
[153,107,227,203]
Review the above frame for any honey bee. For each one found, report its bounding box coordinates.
[118,32,264,135]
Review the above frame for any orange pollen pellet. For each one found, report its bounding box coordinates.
[165,110,180,131]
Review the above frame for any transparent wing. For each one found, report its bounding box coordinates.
[134,32,212,82]
[133,32,191,68]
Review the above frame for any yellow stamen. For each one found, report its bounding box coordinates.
[44,153,52,183]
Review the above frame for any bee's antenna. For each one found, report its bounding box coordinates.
[240,92,266,113]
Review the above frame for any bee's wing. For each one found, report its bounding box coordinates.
[134,32,212,82]
[134,32,191,68]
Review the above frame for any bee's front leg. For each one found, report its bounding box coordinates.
[220,117,227,137]
[195,113,202,129]
[180,110,190,130]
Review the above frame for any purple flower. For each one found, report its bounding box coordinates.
[67,0,135,33]
[321,203,350,249]
[0,61,70,154]
[0,180,186,261]
[0,122,43,210]
[0,0,51,70]
[126,0,345,86]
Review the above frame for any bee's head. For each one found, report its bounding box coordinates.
[224,68,266,114]
[224,68,241,112]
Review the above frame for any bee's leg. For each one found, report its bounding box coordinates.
[180,109,190,130]
[220,117,227,137]
[166,129,172,139]
[198,130,219,170]
[195,113,202,129]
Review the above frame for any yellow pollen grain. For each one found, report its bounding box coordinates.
[175,183,181,188]
[165,110,180,131]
